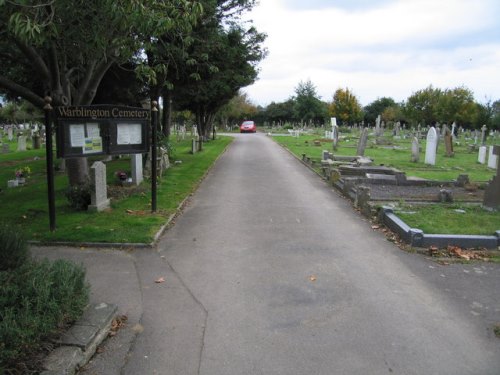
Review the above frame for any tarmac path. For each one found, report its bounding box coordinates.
[34,133,500,374]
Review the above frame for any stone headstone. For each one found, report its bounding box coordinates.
[7,127,13,141]
[131,154,143,186]
[17,135,27,151]
[356,128,369,156]
[481,125,487,145]
[424,127,437,165]
[483,145,500,210]
[411,137,420,162]
[88,161,110,212]
[375,115,382,137]
[488,145,499,169]
[451,122,457,141]
[443,126,454,157]
[332,125,339,150]
[478,146,487,164]
[191,138,197,154]
[2,143,10,154]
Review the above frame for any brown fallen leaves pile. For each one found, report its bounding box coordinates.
[109,315,128,338]
[428,245,490,261]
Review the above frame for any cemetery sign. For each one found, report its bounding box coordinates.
[55,105,149,158]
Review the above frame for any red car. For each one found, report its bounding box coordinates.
[240,120,256,133]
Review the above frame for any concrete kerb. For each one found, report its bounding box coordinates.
[41,303,117,375]
[380,206,500,250]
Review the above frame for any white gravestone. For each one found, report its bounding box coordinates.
[7,127,13,141]
[488,146,499,169]
[88,161,110,212]
[131,154,143,186]
[478,146,487,164]
[424,127,437,165]
[17,135,27,151]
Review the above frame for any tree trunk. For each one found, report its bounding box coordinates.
[66,158,89,186]
[162,90,172,138]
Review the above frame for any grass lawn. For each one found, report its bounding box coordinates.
[269,129,500,235]
[0,136,233,244]
[395,204,500,235]
[271,130,497,182]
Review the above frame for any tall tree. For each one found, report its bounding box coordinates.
[364,97,396,124]
[436,86,477,126]
[403,86,442,126]
[0,0,201,185]
[293,80,328,125]
[329,88,363,125]
[173,12,266,138]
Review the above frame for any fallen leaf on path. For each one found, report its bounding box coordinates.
[309,275,317,282]
[155,277,166,283]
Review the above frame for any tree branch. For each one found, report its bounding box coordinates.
[80,57,116,105]
[0,75,45,108]
[13,37,50,81]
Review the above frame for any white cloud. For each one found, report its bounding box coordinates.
[243,0,500,106]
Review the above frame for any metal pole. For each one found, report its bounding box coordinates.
[44,97,56,231]
[151,101,158,212]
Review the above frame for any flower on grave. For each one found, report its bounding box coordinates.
[115,170,128,181]
[15,166,31,178]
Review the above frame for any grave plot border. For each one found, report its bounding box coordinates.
[379,206,500,249]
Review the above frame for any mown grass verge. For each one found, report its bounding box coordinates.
[0,136,233,243]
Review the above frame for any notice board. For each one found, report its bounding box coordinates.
[55,105,149,158]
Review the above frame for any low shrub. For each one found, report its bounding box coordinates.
[65,183,91,210]
[0,259,89,371]
[0,223,30,271]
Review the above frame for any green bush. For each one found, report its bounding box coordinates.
[65,184,91,210]
[0,223,30,271]
[0,259,89,370]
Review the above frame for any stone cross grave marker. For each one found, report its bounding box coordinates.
[481,125,487,145]
[488,146,499,169]
[17,135,27,151]
[483,145,500,210]
[478,146,487,164]
[425,127,437,165]
[411,137,420,162]
[131,154,143,186]
[356,128,369,156]
[88,161,110,212]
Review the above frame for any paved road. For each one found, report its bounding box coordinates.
[35,133,500,374]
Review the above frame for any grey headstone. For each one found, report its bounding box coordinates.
[7,127,13,141]
[356,128,369,156]
[481,125,487,145]
[478,146,487,164]
[17,135,27,151]
[443,126,454,157]
[488,145,499,169]
[332,124,339,150]
[424,127,437,165]
[88,161,110,212]
[2,143,10,154]
[483,145,500,210]
[411,137,420,162]
[131,154,143,186]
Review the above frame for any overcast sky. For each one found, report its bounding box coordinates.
[242,0,500,107]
